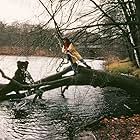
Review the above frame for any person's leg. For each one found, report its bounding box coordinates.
[66,54,78,74]
[80,59,91,69]
[71,63,78,74]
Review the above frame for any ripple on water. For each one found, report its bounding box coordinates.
[0,86,104,139]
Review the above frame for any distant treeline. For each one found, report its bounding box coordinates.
[0,21,61,56]
[0,21,129,58]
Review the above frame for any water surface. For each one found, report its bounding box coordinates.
[0,56,133,140]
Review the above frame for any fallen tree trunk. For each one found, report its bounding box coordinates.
[40,66,140,96]
[0,66,140,101]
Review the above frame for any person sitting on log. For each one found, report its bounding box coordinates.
[0,61,35,96]
[62,37,91,75]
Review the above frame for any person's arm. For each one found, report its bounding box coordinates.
[62,46,67,53]
[66,51,78,60]
[67,43,81,60]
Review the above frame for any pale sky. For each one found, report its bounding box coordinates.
[0,0,45,24]
[0,0,99,28]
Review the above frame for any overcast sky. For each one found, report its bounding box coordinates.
[0,0,44,24]
[0,0,99,28]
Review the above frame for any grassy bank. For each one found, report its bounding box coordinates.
[105,57,140,78]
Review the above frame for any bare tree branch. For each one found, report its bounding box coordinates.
[39,0,63,42]
[60,22,140,31]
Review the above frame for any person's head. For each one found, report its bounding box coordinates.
[63,37,71,49]
[63,37,71,44]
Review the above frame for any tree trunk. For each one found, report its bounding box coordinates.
[0,66,140,101]
[118,0,140,67]
[135,0,140,24]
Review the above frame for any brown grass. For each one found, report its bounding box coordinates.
[105,57,140,77]
[0,46,53,56]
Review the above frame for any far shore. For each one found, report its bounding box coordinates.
[0,46,97,59]
[0,46,60,57]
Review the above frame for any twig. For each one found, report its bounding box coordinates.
[38,0,63,42]
[0,69,36,89]
[61,85,69,98]
[0,69,12,81]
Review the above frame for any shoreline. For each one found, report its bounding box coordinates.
[80,57,140,139]
[77,114,140,139]
[0,46,59,57]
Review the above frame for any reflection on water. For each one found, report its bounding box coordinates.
[0,56,132,139]
[0,87,105,139]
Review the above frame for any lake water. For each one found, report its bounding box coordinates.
[0,55,136,140]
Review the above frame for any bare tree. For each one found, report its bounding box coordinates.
[37,0,140,66]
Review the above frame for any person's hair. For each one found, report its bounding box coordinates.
[63,37,71,44]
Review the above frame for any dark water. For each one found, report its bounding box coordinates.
[0,56,139,139]
[0,86,135,140]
